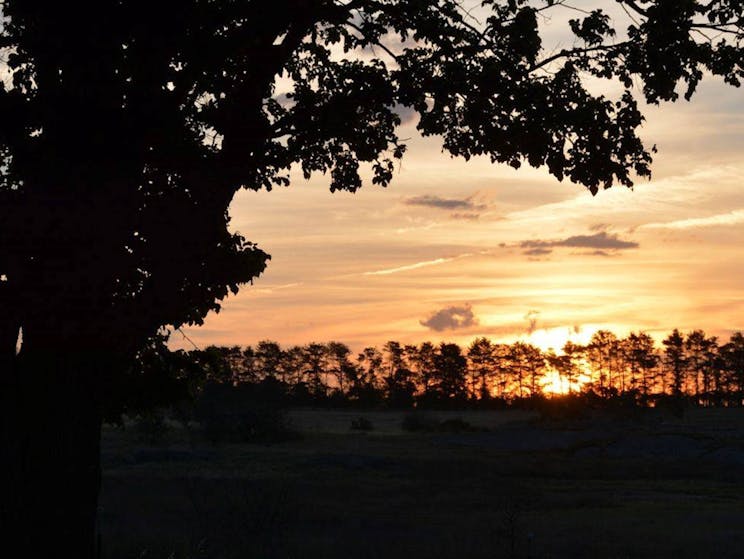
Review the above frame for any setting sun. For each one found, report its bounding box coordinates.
[522,326,598,355]
[540,370,592,396]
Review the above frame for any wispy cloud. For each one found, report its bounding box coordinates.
[641,209,744,230]
[251,282,303,294]
[394,222,440,234]
[362,252,478,276]
[420,304,479,332]
[363,257,454,276]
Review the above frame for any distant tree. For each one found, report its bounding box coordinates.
[587,330,620,392]
[509,341,534,399]
[467,337,496,400]
[545,350,569,395]
[2,0,742,553]
[408,341,438,398]
[684,330,719,405]
[357,346,383,385]
[521,343,546,398]
[621,332,658,398]
[254,340,284,382]
[721,332,744,406]
[562,341,586,394]
[282,345,307,388]
[492,343,514,398]
[433,343,468,404]
[663,329,687,398]
[303,342,329,399]
[237,345,258,384]
[354,346,385,404]
[325,341,355,394]
[382,341,416,407]
[200,345,236,384]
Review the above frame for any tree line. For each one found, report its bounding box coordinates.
[154,329,744,409]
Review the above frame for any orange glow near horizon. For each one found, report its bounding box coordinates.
[521,326,598,354]
[540,370,593,396]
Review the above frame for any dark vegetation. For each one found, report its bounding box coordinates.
[1,1,743,556]
[151,329,744,419]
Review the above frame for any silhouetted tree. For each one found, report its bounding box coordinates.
[467,337,496,400]
[201,345,236,384]
[587,330,620,393]
[326,341,360,397]
[408,341,438,399]
[276,345,304,400]
[381,341,416,407]
[433,343,468,405]
[303,342,329,399]
[721,333,744,405]
[663,329,687,398]
[621,332,658,398]
[254,340,285,383]
[237,345,258,384]
[2,1,742,554]
[521,343,546,398]
[354,346,385,405]
[684,330,719,405]
[510,341,540,399]
[492,343,513,398]
[562,341,586,394]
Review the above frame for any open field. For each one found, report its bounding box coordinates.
[100,408,744,558]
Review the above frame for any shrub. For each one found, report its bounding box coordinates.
[350,416,374,431]
[199,406,298,444]
[195,384,298,444]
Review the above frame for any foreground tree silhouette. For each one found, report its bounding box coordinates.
[1,1,742,555]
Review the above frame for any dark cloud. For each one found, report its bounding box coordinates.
[420,304,478,332]
[404,194,485,211]
[519,231,638,256]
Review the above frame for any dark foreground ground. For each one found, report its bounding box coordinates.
[100,408,744,558]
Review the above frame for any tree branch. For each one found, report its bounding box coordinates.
[529,41,631,73]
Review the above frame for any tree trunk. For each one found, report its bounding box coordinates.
[1,345,103,558]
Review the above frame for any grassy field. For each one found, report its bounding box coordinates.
[99,408,744,558]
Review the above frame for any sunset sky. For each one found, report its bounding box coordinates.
[174,5,744,354]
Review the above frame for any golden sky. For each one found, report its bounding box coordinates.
[174,6,744,354]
